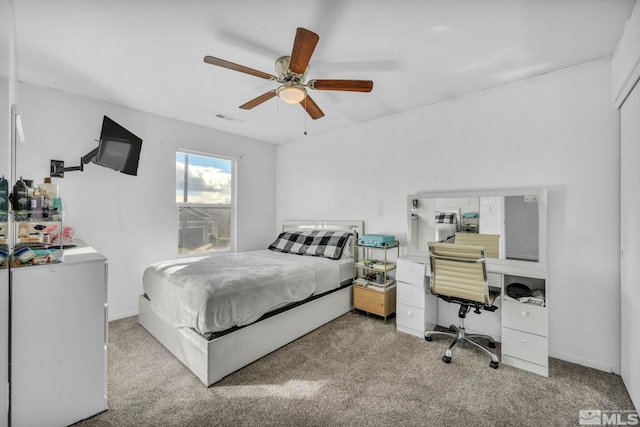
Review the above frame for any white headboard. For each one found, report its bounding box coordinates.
[281,220,364,238]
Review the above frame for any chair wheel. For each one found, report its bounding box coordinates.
[425,336,433,342]
[489,342,496,349]
[442,356,451,364]
[490,361,499,369]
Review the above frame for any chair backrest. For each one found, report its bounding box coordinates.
[454,232,500,259]
[428,242,489,304]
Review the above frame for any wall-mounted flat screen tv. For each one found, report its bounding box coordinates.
[94,116,143,175]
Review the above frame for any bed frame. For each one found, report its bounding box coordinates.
[138,220,364,387]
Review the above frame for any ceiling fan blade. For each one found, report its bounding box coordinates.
[239,90,277,109]
[299,95,324,120]
[289,28,319,75]
[308,79,374,92]
[204,56,275,80]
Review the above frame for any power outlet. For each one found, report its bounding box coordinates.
[524,195,539,202]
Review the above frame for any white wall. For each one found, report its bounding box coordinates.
[14,82,276,320]
[276,60,621,373]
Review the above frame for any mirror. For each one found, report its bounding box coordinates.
[0,102,7,268]
[1,4,11,420]
[1,54,8,270]
[407,188,547,272]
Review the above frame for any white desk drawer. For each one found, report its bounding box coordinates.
[502,327,548,366]
[502,300,548,336]
[396,303,425,333]
[397,281,425,310]
[396,259,426,287]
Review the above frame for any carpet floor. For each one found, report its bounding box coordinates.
[74,313,635,427]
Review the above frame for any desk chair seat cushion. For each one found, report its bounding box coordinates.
[439,290,500,310]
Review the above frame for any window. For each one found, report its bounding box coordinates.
[176,151,234,255]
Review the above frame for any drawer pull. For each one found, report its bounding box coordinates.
[407,311,413,317]
[521,339,526,343]
[521,311,529,316]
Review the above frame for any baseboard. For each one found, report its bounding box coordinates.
[549,349,616,374]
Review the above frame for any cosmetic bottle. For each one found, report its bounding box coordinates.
[12,177,29,211]
[0,175,8,215]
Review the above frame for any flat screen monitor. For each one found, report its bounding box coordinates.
[95,116,143,175]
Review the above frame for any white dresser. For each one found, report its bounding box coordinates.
[396,256,548,376]
[10,242,108,427]
[500,274,548,376]
[395,256,437,338]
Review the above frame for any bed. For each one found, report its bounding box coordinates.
[138,220,363,386]
[435,208,460,242]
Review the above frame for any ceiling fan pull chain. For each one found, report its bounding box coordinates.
[304,97,308,135]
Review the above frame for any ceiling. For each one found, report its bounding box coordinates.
[1,0,637,144]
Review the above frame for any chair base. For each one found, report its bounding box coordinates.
[425,324,499,369]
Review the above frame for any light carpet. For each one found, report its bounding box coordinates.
[74,313,635,427]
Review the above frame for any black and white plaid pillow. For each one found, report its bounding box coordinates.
[268,230,352,260]
[435,213,456,224]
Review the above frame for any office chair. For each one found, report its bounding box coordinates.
[425,242,500,369]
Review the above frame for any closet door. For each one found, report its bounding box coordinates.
[620,80,640,408]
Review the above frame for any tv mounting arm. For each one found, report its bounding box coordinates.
[50,146,99,178]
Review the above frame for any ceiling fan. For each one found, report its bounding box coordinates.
[203,27,374,120]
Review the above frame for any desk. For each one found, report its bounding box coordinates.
[396,255,548,377]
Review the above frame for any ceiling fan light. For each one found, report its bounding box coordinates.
[277,86,307,104]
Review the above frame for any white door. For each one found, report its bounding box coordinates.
[620,80,640,409]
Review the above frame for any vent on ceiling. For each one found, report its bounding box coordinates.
[215,113,245,124]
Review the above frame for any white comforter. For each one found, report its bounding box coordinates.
[436,223,457,242]
[143,249,341,334]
